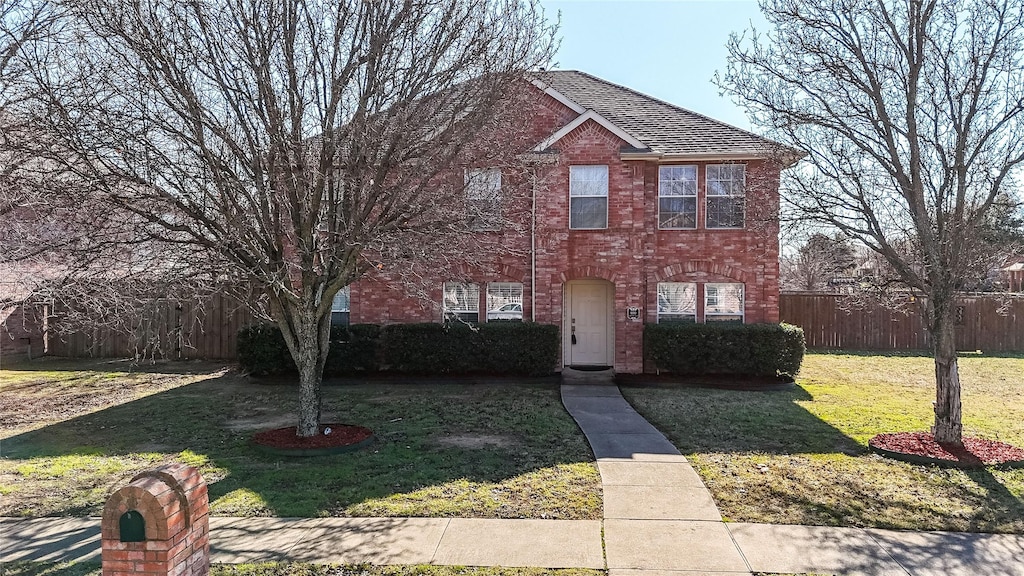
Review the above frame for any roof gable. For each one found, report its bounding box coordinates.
[532,109,646,152]
[531,70,795,160]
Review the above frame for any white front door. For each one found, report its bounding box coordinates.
[566,281,613,366]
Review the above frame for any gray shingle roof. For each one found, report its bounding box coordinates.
[533,70,786,157]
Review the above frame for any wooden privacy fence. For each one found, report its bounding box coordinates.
[37,291,1024,359]
[780,292,1024,352]
[46,294,258,360]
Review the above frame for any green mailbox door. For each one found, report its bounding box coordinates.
[119,510,146,542]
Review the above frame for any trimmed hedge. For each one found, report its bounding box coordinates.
[325,324,381,375]
[237,322,559,377]
[236,324,380,377]
[380,322,559,376]
[644,322,805,377]
[236,324,294,377]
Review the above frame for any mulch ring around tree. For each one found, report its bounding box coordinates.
[869,432,1024,469]
[252,423,374,457]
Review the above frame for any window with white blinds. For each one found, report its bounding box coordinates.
[657,282,697,323]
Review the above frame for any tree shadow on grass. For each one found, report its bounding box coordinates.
[621,383,865,456]
[620,383,1024,533]
[720,456,1024,532]
[1,368,599,520]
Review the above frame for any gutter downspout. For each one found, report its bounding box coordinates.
[531,166,537,322]
[518,152,555,322]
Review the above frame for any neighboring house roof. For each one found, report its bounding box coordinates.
[531,70,799,161]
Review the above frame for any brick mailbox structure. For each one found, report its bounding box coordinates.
[101,463,210,576]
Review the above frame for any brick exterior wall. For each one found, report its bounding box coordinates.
[350,89,782,373]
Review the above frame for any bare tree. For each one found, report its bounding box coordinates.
[2,1,229,354]
[0,0,62,257]
[30,0,555,436]
[782,232,856,291]
[719,0,1024,444]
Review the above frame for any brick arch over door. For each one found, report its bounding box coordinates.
[559,266,619,284]
[654,260,749,284]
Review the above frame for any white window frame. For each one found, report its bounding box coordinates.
[658,165,698,230]
[485,282,524,322]
[569,165,609,230]
[656,282,697,323]
[705,164,746,229]
[465,168,502,231]
[331,286,350,325]
[443,282,480,323]
[704,283,744,323]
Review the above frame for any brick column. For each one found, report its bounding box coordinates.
[101,463,210,576]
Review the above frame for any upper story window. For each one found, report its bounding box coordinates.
[704,283,744,323]
[657,282,697,323]
[658,166,697,229]
[465,168,502,231]
[331,286,350,326]
[443,282,480,323]
[569,165,608,229]
[706,164,746,229]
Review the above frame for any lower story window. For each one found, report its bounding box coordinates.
[704,283,744,322]
[657,282,696,323]
[444,282,480,322]
[331,286,350,326]
[486,282,523,321]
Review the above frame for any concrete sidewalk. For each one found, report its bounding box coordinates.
[0,516,604,568]
[4,515,1024,575]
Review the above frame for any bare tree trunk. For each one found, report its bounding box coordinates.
[718,0,1024,448]
[297,315,331,438]
[274,301,332,438]
[930,296,963,445]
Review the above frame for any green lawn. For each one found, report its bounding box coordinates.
[621,351,1024,533]
[2,562,605,576]
[0,359,600,519]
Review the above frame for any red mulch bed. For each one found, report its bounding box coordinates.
[252,424,373,450]
[869,432,1024,468]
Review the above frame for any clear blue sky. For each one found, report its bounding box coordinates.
[539,0,768,131]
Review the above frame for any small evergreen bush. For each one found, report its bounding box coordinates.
[644,322,805,377]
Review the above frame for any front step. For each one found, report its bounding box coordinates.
[561,366,615,386]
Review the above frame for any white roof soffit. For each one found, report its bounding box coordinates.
[532,109,647,152]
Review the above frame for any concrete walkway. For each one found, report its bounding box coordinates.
[561,368,746,574]
[559,367,1024,576]
[3,370,1024,575]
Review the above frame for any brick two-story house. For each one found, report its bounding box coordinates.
[339,70,796,373]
